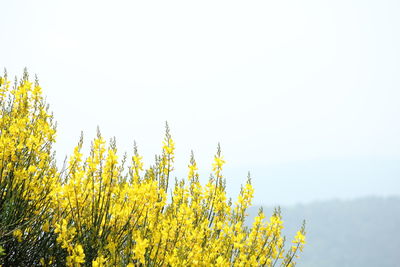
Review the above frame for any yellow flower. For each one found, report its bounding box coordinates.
[92,255,107,267]
[13,229,23,242]
[293,230,306,245]
[133,237,149,263]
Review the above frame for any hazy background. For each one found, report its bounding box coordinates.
[1,0,399,205]
[246,196,400,267]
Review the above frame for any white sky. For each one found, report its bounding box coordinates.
[1,0,400,205]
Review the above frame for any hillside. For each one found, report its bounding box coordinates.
[247,196,400,267]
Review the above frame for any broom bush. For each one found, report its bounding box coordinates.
[0,70,305,266]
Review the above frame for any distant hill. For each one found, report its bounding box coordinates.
[246,196,400,267]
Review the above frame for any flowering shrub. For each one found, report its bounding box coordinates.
[0,70,305,266]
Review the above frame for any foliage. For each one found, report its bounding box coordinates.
[0,70,305,266]
[0,70,63,265]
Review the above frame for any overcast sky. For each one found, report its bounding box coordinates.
[1,0,400,205]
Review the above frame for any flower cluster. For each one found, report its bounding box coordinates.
[0,70,60,265]
[0,71,305,266]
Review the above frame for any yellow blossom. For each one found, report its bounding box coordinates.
[13,229,23,242]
